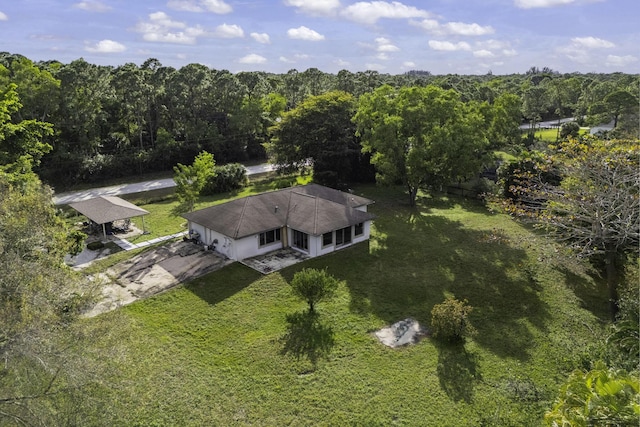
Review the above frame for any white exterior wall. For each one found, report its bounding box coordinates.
[235,233,283,261]
[188,219,372,262]
[187,221,285,261]
[310,220,372,258]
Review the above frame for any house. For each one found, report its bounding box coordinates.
[181,184,375,261]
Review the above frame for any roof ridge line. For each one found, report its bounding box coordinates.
[233,197,250,239]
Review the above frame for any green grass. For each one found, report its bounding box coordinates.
[83,185,609,426]
[533,127,590,143]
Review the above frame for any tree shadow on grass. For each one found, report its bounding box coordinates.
[435,340,482,403]
[332,192,551,362]
[280,310,335,367]
[186,263,260,306]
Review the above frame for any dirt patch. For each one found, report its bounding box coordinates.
[83,241,233,317]
[375,318,428,348]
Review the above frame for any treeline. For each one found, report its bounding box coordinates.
[0,52,637,188]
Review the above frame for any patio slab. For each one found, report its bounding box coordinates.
[241,248,309,274]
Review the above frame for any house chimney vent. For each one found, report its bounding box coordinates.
[275,205,279,213]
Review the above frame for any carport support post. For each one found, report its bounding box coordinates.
[141,216,146,234]
[102,223,107,241]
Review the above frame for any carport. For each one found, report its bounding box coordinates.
[69,196,149,240]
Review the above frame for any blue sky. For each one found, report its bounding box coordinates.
[1,0,638,74]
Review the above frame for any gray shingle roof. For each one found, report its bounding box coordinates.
[69,196,149,224]
[182,184,375,239]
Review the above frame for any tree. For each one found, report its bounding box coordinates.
[0,76,53,188]
[267,91,361,187]
[289,268,339,313]
[501,138,639,318]
[0,167,110,424]
[522,85,549,136]
[603,90,638,128]
[354,85,489,206]
[544,361,640,426]
[173,151,216,213]
[487,92,523,147]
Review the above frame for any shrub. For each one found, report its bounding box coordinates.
[430,297,475,342]
[202,163,248,195]
[559,121,580,139]
[86,241,104,251]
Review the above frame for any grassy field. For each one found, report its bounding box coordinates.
[82,184,609,426]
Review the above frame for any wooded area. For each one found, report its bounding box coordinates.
[0,52,637,189]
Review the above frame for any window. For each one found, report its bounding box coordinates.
[292,230,309,251]
[322,231,333,247]
[259,228,281,246]
[354,222,364,236]
[335,226,352,246]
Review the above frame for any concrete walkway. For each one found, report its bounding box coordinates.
[111,231,188,251]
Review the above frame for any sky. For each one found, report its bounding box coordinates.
[1,0,639,75]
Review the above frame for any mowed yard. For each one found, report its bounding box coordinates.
[85,184,609,426]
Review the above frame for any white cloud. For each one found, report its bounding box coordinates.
[376,53,389,60]
[214,23,244,38]
[473,49,494,58]
[201,0,233,13]
[605,54,638,67]
[571,36,614,48]
[365,62,386,70]
[515,0,575,8]
[375,37,399,52]
[287,26,325,41]
[0,11,7,20]
[428,40,471,51]
[280,53,311,63]
[250,32,270,44]
[443,22,494,36]
[334,58,350,67]
[167,0,232,13]
[477,39,511,50]
[134,12,205,44]
[73,1,111,12]
[284,0,341,16]
[85,39,126,53]
[167,0,202,12]
[502,49,517,56]
[558,36,615,64]
[239,53,267,64]
[411,19,493,36]
[410,19,439,31]
[403,61,416,68]
[341,1,431,25]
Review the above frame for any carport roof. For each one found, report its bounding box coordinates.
[69,196,149,225]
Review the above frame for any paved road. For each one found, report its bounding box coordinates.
[53,163,274,205]
[518,117,577,130]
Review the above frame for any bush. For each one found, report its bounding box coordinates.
[430,297,475,342]
[202,163,248,195]
[86,241,104,251]
[559,121,580,139]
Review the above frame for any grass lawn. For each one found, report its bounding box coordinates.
[533,127,590,143]
[83,185,609,426]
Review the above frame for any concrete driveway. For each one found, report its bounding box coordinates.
[83,241,233,317]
